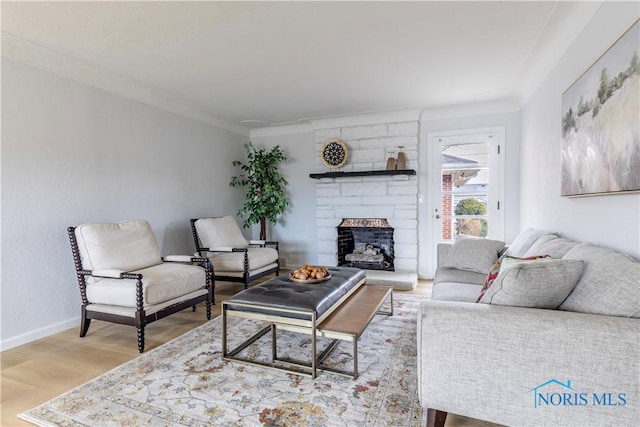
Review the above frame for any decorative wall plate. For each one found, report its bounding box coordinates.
[321,139,348,168]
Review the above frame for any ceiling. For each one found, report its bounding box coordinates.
[1,1,603,131]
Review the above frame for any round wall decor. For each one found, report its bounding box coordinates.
[321,139,348,168]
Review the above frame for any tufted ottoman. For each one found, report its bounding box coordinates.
[222,266,384,378]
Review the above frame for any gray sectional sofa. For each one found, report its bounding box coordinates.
[417,229,639,427]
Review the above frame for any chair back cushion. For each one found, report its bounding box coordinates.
[75,220,163,272]
[194,216,249,249]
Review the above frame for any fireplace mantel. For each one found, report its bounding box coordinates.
[309,169,416,179]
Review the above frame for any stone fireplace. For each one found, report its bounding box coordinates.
[312,121,419,282]
[337,218,394,271]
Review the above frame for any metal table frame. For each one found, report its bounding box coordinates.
[222,278,369,379]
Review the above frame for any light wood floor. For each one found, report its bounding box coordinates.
[1,279,488,427]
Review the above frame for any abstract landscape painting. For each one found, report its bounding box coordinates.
[561,19,640,197]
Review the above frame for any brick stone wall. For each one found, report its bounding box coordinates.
[442,174,453,240]
[314,121,418,273]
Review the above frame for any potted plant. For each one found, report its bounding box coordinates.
[230,142,289,240]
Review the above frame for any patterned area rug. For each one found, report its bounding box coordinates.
[20,293,427,426]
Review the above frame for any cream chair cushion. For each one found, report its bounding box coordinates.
[86,263,206,307]
[75,220,162,271]
[194,216,249,249]
[207,247,278,272]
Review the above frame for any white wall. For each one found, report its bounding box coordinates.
[1,59,247,349]
[520,2,640,259]
[250,130,318,267]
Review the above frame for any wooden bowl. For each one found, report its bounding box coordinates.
[288,273,331,284]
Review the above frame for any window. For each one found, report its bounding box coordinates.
[429,127,504,241]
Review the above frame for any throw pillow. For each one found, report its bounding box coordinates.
[478,258,585,309]
[441,234,505,275]
[476,255,549,302]
[476,257,504,302]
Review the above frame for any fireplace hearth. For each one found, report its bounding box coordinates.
[337,218,394,271]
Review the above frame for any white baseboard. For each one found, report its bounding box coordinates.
[0,317,80,352]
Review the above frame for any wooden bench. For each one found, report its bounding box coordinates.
[316,284,393,378]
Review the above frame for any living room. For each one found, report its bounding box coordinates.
[2,1,639,426]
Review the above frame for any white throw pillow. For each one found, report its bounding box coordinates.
[441,234,505,275]
[478,258,584,309]
[195,216,249,249]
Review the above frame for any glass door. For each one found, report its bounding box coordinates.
[430,128,504,244]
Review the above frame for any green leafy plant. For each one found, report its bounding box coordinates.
[454,198,488,237]
[230,142,289,240]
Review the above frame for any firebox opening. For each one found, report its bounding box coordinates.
[337,218,395,271]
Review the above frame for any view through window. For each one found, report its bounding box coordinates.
[440,142,490,239]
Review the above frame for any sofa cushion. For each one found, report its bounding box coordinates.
[195,216,249,249]
[503,228,555,258]
[433,267,487,286]
[523,234,580,259]
[560,244,640,318]
[86,263,206,307]
[441,234,505,275]
[75,220,163,272]
[478,257,584,308]
[431,282,482,302]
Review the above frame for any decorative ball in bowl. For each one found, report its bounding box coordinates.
[289,265,331,283]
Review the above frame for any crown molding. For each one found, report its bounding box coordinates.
[251,108,423,137]
[308,108,422,130]
[252,101,520,137]
[1,32,250,137]
[419,99,520,122]
[514,1,604,106]
[250,122,313,138]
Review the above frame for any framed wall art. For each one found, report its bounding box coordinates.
[561,19,640,197]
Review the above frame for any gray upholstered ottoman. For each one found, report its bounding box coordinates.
[222,266,367,378]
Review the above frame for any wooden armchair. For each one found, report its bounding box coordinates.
[68,220,213,352]
[190,216,279,289]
